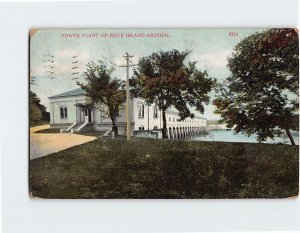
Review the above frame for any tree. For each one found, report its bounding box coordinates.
[78,61,126,135]
[29,91,49,124]
[30,102,42,122]
[130,49,215,138]
[214,29,299,145]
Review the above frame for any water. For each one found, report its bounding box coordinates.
[191,129,299,145]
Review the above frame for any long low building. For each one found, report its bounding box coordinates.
[48,88,207,138]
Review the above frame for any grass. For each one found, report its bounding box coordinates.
[30,120,50,127]
[29,137,299,199]
[35,128,104,137]
[35,128,60,133]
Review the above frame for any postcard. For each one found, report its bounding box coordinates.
[29,28,299,199]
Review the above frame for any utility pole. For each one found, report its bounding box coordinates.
[119,52,136,141]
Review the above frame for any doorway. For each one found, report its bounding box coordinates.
[84,109,92,123]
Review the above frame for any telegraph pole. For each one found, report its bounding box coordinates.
[120,52,136,141]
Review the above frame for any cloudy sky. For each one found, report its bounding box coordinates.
[30,28,265,120]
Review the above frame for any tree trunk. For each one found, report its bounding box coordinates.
[112,121,118,136]
[162,110,167,139]
[285,128,295,145]
[109,106,118,136]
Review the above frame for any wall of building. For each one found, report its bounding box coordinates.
[92,102,127,134]
[92,97,161,134]
[93,106,126,124]
[49,95,86,126]
[132,98,162,131]
[49,94,207,135]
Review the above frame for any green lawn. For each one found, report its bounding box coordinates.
[35,128,105,137]
[30,138,299,199]
[35,128,60,133]
[30,120,50,127]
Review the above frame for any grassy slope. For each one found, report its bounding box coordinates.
[34,128,60,133]
[30,120,50,127]
[30,138,299,199]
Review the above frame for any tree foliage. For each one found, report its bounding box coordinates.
[78,61,126,135]
[29,91,49,124]
[30,102,42,122]
[214,29,299,145]
[130,49,215,138]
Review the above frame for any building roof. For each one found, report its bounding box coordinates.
[48,88,86,98]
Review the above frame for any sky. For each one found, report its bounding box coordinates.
[30,28,266,120]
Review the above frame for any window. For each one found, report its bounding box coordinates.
[169,117,171,122]
[153,125,158,130]
[139,126,144,131]
[138,103,144,118]
[60,107,68,119]
[153,105,158,118]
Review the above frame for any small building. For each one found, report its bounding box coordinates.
[48,88,207,138]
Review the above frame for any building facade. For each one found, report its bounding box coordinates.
[49,88,207,138]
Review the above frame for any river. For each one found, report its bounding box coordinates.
[191,129,299,145]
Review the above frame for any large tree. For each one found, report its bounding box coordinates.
[78,61,126,135]
[130,49,215,138]
[214,29,299,145]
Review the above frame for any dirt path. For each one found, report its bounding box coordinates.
[30,125,97,160]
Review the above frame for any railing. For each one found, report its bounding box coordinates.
[66,122,77,132]
[76,122,89,132]
[103,130,113,137]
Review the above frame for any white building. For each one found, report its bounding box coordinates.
[49,88,207,138]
